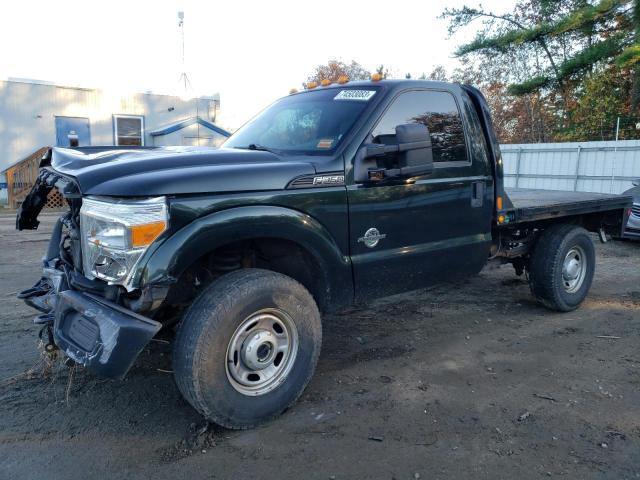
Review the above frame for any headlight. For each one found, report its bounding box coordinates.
[80,196,168,289]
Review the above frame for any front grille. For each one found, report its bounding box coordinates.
[631,204,640,218]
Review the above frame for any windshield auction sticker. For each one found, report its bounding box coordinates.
[317,138,334,149]
[334,90,376,101]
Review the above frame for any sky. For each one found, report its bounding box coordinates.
[1,0,515,130]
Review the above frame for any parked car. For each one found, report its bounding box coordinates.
[16,79,632,429]
[622,179,640,239]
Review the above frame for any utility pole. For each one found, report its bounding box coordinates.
[178,11,190,95]
[610,116,620,194]
[177,11,200,142]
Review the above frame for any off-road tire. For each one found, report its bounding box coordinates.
[173,268,322,429]
[528,224,595,312]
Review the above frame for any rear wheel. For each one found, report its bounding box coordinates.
[528,224,595,312]
[173,268,322,429]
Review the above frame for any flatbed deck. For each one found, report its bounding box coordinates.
[504,188,632,224]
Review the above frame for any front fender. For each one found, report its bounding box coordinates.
[137,205,353,311]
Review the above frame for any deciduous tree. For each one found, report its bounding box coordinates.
[305,60,370,87]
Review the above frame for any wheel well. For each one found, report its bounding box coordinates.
[160,238,327,321]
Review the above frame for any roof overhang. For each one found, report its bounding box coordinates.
[149,116,231,138]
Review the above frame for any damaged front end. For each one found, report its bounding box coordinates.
[16,161,162,379]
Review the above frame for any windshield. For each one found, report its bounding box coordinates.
[224,87,379,155]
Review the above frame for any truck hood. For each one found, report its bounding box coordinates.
[49,146,316,196]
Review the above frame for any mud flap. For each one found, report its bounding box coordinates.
[54,290,162,379]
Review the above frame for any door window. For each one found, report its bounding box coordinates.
[371,90,467,163]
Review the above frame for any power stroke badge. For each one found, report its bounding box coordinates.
[357,228,387,248]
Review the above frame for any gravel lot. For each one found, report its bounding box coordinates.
[1,211,639,480]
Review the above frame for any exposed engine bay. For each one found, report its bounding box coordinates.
[17,166,162,378]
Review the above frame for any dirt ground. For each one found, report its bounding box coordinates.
[1,211,639,480]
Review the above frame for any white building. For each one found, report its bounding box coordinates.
[0,78,230,205]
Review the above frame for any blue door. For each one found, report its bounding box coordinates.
[55,117,91,147]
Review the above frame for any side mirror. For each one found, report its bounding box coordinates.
[633,178,640,187]
[395,123,433,172]
[353,123,434,183]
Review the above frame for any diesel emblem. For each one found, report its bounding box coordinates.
[357,228,387,248]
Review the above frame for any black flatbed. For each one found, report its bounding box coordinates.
[504,188,632,224]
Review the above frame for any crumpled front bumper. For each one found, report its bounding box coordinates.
[17,166,162,379]
[21,268,162,379]
[54,290,161,378]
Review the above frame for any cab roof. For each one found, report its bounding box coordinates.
[293,79,461,96]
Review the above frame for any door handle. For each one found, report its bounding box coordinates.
[471,181,484,208]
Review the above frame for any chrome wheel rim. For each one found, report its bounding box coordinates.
[226,308,298,396]
[562,246,587,293]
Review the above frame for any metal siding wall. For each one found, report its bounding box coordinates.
[0,79,221,172]
[501,140,640,194]
[0,80,222,205]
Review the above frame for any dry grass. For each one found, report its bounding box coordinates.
[0,340,64,387]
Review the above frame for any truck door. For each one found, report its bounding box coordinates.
[347,88,494,302]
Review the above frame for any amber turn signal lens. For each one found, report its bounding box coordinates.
[289,88,298,94]
[131,221,166,248]
[337,75,349,84]
[498,215,505,224]
[306,81,318,89]
[496,196,503,210]
[371,73,383,81]
[320,79,331,86]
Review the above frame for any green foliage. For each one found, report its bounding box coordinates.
[560,66,630,140]
[443,0,640,141]
[551,0,626,35]
[558,34,626,77]
[455,30,540,56]
[508,76,552,95]
[632,0,640,111]
[617,43,640,66]
[453,0,628,57]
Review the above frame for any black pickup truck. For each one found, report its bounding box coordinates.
[16,79,631,429]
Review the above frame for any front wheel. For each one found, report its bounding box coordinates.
[528,224,595,312]
[173,269,322,429]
